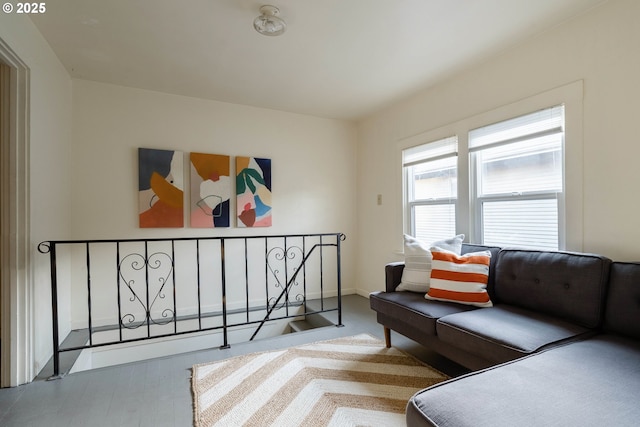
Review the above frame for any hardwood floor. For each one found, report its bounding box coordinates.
[0,295,467,427]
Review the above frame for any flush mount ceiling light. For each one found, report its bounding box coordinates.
[253,5,286,36]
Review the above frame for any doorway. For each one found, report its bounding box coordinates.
[0,37,32,387]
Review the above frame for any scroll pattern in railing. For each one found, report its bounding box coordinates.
[38,233,345,378]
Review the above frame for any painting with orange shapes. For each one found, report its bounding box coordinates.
[138,148,184,228]
[236,156,272,227]
[190,152,231,228]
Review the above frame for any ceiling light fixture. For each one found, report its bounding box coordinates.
[253,5,286,36]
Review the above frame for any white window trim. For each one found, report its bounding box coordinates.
[396,80,583,252]
[398,130,466,246]
[403,137,458,240]
[469,106,565,250]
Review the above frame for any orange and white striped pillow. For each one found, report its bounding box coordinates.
[425,247,493,307]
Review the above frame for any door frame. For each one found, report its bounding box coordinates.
[0,37,32,388]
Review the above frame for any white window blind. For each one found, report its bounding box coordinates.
[482,199,559,249]
[469,106,564,150]
[404,136,458,166]
[403,136,458,243]
[413,204,456,244]
[471,106,564,250]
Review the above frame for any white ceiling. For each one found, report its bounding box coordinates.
[31,0,606,120]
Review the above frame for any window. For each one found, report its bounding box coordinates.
[399,82,581,251]
[403,136,457,243]
[470,106,564,250]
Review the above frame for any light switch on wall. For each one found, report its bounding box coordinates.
[377,194,382,205]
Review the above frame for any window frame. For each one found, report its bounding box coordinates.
[403,137,458,242]
[396,81,583,252]
[469,106,565,250]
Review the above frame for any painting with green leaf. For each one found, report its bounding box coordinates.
[236,156,272,227]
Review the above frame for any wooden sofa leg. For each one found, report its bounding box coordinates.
[384,327,391,348]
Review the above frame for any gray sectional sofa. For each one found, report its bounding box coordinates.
[369,244,640,426]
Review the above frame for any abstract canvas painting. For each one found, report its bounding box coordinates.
[236,157,272,227]
[190,152,231,228]
[138,148,184,228]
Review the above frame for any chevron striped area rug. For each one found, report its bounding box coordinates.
[191,334,448,427]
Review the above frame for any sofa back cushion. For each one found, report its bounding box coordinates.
[604,262,640,339]
[494,249,611,328]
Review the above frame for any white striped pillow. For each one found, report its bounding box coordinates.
[425,247,493,307]
[396,234,464,292]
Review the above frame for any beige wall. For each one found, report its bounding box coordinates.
[356,0,640,293]
[70,79,358,289]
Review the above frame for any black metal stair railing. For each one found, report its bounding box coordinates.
[38,233,345,379]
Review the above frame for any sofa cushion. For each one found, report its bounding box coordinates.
[406,335,640,427]
[425,247,492,307]
[436,305,592,363]
[396,234,464,293]
[493,249,611,328]
[369,291,475,336]
[605,262,640,339]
